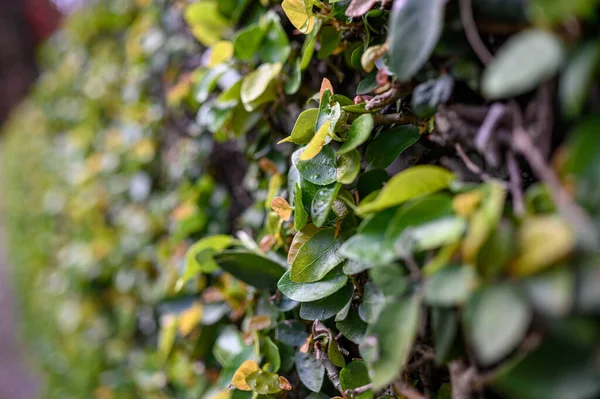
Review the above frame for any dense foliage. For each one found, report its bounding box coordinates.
[3,0,600,398]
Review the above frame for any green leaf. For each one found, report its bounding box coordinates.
[290,228,344,282]
[431,307,458,365]
[300,282,354,320]
[387,0,446,81]
[300,18,322,70]
[360,281,389,323]
[357,169,389,199]
[336,308,368,344]
[177,235,234,290]
[368,264,408,297]
[464,284,532,366]
[476,220,516,279]
[424,265,477,306]
[318,26,342,59]
[294,183,309,231]
[278,269,348,302]
[263,336,281,373]
[482,29,565,99]
[279,108,319,145]
[356,71,379,95]
[276,320,309,347]
[288,224,320,265]
[233,24,266,61]
[356,166,455,215]
[184,1,231,46]
[285,58,303,95]
[340,361,373,399]
[328,339,346,367]
[338,114,374,155]
[559,42,600,119]
[259,13,292,64]
[339,208,397,265]
[528,0,599,24]
[510,215,575,277]
[294,145,338,185]
[365,125,420,170]
[337,150,361,184]
[462,181,506,264]
[523,268,574,317]
[240,63,282,111]
[359,295,421,389]
[214,250,286,289]
[246,369,281,394]
[295,352,325,392]
[395,217,466,255]
[311,183,341,227]
[493,338,600,399]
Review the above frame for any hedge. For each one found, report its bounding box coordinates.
[2,0,600,398]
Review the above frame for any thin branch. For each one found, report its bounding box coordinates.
[507,151,525,216]
[475,103,505,153]
[459,0,493,64]
[512,127,598,248]
[449,360,477,399]
[372,113,417,125]
[392,380,427,399]
[455,143,493,182]
[345,384,373,398]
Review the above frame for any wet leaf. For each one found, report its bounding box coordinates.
[288,224,320,265]
[311,184,341,227]
[246,369,282,394]
[294,182,309,230]
[294,145,338,185]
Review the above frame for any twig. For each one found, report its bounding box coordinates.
[459,0,493,65]
[345,384,373,397]
[392,380,427,399]
[449,360,477,399]
[455,143,492,182]
[475,103,505,153]
[512,127,598,248]
[372,113,417,125]
[507,151,525,216]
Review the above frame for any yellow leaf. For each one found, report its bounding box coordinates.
[178,301,203,336]
[282,0,315,34]
[320,77,334,100]
[209,41,234,67]
[299,120,331,161]
[232,360,260,391]
[510,215,574,277]
[248,314,272,331]
[271,196,292,221]
[184,1,231,46]
[453,190,482,218]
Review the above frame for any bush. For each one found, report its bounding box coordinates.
[3,0,600,398]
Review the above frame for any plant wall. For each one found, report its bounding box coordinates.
[3,0,600,398]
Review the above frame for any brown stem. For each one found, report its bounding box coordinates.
[345,384,373,397]
[448,360,477,399]
[507,151,525,216]
[459,0,493,65]
[372,113,417,125]
[455,143,493,182]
